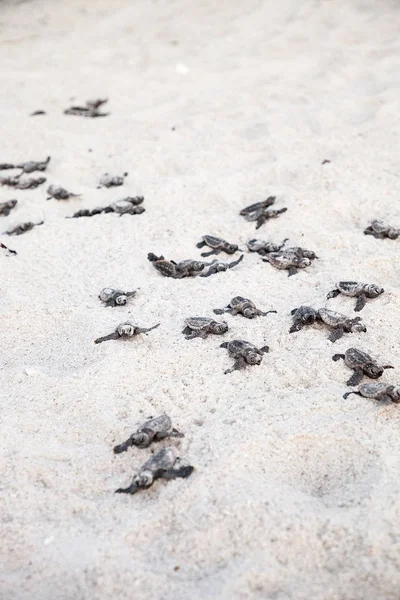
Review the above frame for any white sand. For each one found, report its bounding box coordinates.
[1,1,399,598]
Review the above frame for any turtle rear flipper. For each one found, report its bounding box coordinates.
[94,332,119,344]
[137,323,160,334]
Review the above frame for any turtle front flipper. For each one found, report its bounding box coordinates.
[113,435,136,454]
[383,365,395,370]
[260,345,270,353]
[328,327,344,343]
[94,332,119,344]
[332,353,345,362]
[115,482,139,494]
[343,391,362,399]
[347,368,364,387]
[201,249,218,257]
[199,267,215,278]
[327,289,340,299]
[289,321,303,333]
[196,241,206,248]
[228,255,244,269]
[224,357,246,374]
[354,294,366,312]
[213,308,228,315]
[288,267,298,277]
[137,323,160,334]
[256,215,266,229]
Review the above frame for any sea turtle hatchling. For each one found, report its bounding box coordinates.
[214,296,276,319]
[343,382,400,404]
[15,156,50,175]
[115,447,194,495]
[262,252,311,276]
[182,317,228,339]
[99,287,137,307]
[199,254,244,277]
[333,348,394,386]
[220,339,269,374]
[64,98,110,118]
[364,219,399,240]
[240,196,276,216]
[111,197,145,215]
[0,199,17,216]
[47,185,81,200]
[0,176,46,190]
[196,235,242,257]
[94,321,160,344]
[247,238,288,255]
[5,221,43,236]
[113,415,184,453]
[289,307,366,342]
[327,282,384,312]
[148,253,214,278]
[98,172,128,188]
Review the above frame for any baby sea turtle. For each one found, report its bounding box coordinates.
[94,321,160,344]
[99,287,137,307]
[0,199,17,216]
[182,317,228,339]
[0,176,46,189]
[67,207,106,219]
[148,253,213,278]
[262,252,311,276]
[240,197,287,229]
[64,98,110,118]
[113,415,184,453]
[0,242,17,255]
[5,221,43,236]
[240,197,276,216]
[111,197,145,215]
[16,156,50,175]
[289,307,366,342]
[220,340,269,374]
[196,235,241,257]
[0,163,15,170]
[333,348,394,386]
[115,447,194,495]
[327,282,384,312]
[364,219,399,240]
[343,383,400,403]
[199,254,244,277]
[214,296,276,319]
[47,185,81,200]
[98,172,128,188]
[247,238,287,255]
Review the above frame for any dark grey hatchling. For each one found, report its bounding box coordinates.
[0,176,46,189]
[98,172,128,188]
[333,348,394,386]
[115,447,194,495]
[148,253,214,278]
[5,221,43,236]
[200,254,244,277]
[94,321,160,344]
[247,238,288,255]
[289,307,366,342]
[262,251,311,276]
[327,282,384,312]
[0,199,17,216]
[0,156,50,175]
[343,383,400,404]
[214,296,276,319]
[182,317,228,339]
[64,98,110,118]
[196,235,241,257]
[111,197,145,215]
[99,287,137,307]
[240,196,287,229]
[220,339,269,374]
[364,219,399,240]
[113,415,184,453]
[47,185,81,200]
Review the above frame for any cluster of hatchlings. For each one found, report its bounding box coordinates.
[1,110,399,495]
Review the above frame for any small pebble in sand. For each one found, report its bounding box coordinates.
[64,98,110,118]
[148,253,214,278]
[290,307,366,342]
[214,296,276,319]
[0,199,17,217]
[115,447,194,495]
[327,282,384,312]
[94,321,160,344]
[220,339,269,374]
[0,242,17,255]
[364,219,399,240]
[98,172,128,188]
[196,235,242,257]
[47,184,81,200]
[182,317,228,339]
[5,221,43,236]
[113,415,184,453]
[343,382,400,403]
[99,287,137,307]
[0,176,46,189]
[333,348,394,386]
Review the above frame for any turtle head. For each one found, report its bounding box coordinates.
[294,257,311,269]
[192,261,205,272]
[350,320,367,333]
[131,432,150,448]
[299,306,318,325]
[247,352,262,365]
[115,294,128,305]
[365,284,384,298]
[364,363,383,379]
[136,470,154,488]
[213,321,228,334]
[118,323,135,337]
[243,306,256,318]
[387,386,400,403]
[226,243,238,254]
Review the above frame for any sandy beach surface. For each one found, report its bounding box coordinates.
[1,1,399,598]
